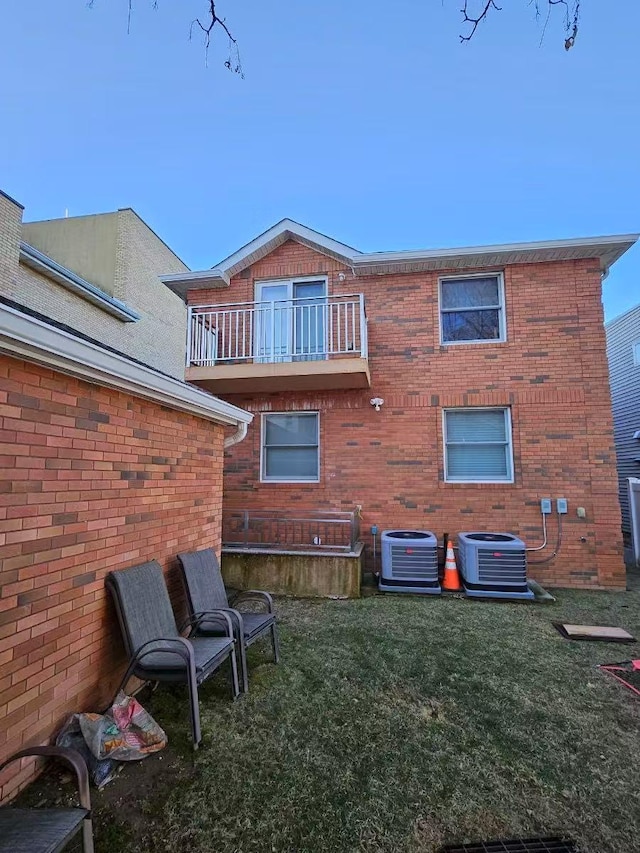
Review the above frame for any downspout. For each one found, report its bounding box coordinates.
[224,421,248,449]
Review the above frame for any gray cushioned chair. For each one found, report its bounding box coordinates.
[106,560,240,750]
[178,548,280,693]
[0,745,94,853]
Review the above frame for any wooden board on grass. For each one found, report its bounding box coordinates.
[554,623,636,642]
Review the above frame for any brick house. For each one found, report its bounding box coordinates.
[162,219,638,592]
[0,190,251,799]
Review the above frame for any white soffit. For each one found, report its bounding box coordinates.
[161,219,360,297]
[353,235,639,276]
[161,221,638,299]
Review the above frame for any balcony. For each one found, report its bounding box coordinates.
[185,293,370,394]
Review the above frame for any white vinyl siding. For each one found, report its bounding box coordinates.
[261,412,320,482]
[439,273,506,344]
[443,408,513,483]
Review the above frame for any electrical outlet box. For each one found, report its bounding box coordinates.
[371,525,378,535]
[540,498,552,515]
[556,498,568,514]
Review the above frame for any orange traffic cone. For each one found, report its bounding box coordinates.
[442,540,461,591]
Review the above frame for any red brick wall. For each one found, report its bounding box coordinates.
[194,240,624,590]
[0,356,225,801]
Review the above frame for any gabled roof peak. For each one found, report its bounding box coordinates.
[161,220,638,300]
[212,218,361,278]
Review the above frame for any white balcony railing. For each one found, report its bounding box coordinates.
[187,293,368,367]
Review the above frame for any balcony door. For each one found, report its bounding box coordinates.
[255,279,327,364]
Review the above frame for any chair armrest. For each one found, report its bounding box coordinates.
[131,636,195,667]
[0,746,91,811]
[229,590,274,613]
[181,610,237,639]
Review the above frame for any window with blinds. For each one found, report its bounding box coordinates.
[261,412,320,482]
[443,408,513,482]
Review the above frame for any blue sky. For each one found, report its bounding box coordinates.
[1,1,638,320]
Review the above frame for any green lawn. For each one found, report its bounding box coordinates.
[46,587,640,851]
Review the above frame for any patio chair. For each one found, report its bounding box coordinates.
[178,548,280,693]
[106,560,240,750]
[0,745,94,853]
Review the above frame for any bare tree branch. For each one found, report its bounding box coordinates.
[460,0,580,48]
[460,1,502,43]
[89,1,584,71]
[89,1,243,75]
[189,1,243,75]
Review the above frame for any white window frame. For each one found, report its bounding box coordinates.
[442,407,514,484]
[260,411,320,483]
[438,272,506,346]
[254,276,328,363]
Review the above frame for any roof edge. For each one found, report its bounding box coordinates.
[0,301,252,428]
[20,241,140,323]
[0,188,24,210]
[355,234,640,265]
[117,208,190,271]
[160,224,638,297]
[605,301,640,328]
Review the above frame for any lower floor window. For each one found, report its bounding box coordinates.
[443,407,513,482]
[261,412,319,482]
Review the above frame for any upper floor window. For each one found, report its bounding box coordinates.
[261,412,320,482]
[633,341,640,366]
[439,274,505,344]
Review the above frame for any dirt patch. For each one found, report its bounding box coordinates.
[13,684,195,845]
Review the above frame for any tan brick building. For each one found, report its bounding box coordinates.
[0,190,251,799]
[164,219,638,591]
[1,194,189,379]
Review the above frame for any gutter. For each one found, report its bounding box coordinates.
[0,301,252,430]
[19,242,141,323]
[352,233,640,266]
[224,421,248,449]
[161,231,639,299]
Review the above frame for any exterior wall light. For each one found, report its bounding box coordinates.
[370,397,384,411]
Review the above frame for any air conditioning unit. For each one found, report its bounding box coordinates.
[457,532,534,600]
[378,530,440,594]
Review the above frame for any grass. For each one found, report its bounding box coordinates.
[30,586,640,852]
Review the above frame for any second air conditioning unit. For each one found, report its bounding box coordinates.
[378,530,440,594]
[457,532,534,600]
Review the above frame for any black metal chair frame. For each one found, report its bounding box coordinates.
[106,562,241,750]
[0,746,94,853]
[178,549,280,693]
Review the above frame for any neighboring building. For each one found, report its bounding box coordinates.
[606,304,640,566]
[2,202,189,379]
[163,219,638,591]
[0,190,252,800]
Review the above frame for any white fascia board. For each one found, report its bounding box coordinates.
[161,268,230,286]
[20,242,141,322]
[160,269,230,301]
[216,219,359,276]
[354,234,639,271]
[0,302,252,428]
[161,219,360,298]
[161,227,638,297]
